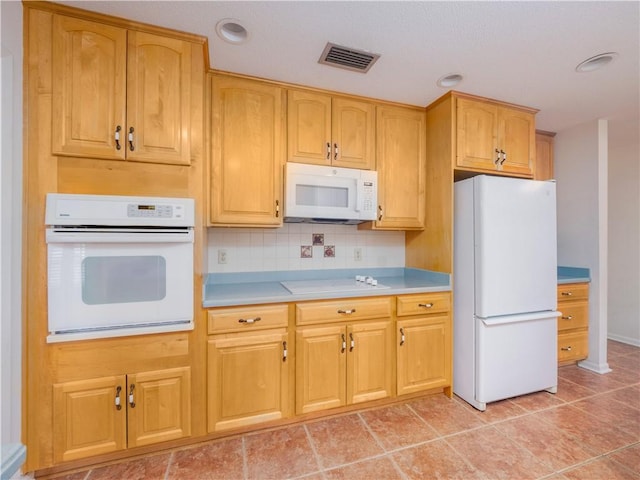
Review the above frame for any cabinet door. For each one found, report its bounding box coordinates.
[52,15,127,159]
[127,367,191,448]
[498,107,535,176]
[347,321,393,404]
[331,97,375,170]
[373,105,426,229]
[296,325,346,414]
[126,32,192,165]
[208,331,289,432]
[456,98,498,170]
[287,90,332,165]
[397,316,451,395]
[535,132,555,180]
[211,75,285,225]
[53,375,127,463]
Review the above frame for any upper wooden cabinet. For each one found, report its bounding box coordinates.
[52,15,193,165]
[362,105,426,230]
[287,90,376,170]
[456,96,537,177]
[535,130,555,180]
[210,74,285,226]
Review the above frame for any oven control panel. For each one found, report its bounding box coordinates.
[127,203,176,218]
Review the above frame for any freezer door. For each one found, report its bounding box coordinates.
[474,176,557,318]
[476,312,558,404]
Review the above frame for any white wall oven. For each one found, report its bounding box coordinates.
[45,193,195,343]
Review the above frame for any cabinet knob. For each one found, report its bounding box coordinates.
[561,291,573,296]
[561,346,572,351]
[561,315,573,320]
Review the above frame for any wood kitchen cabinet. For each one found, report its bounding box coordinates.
[456,96,536,177]
[52,15,195,165]
[210,74,285,226]
[207,305,290,432]
[295,297,393,414]
[396,292,452,396]
[287,89,376,170]
[52,367,191,463]
[361,105,426,230]
[557,283,589,364]
[535,130,556,180]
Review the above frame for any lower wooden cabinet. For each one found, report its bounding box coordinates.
[53,367,191,463]
[206,305,290,432]
[295,298,393,414]
[396,293,452,396]
[557,283,589,364]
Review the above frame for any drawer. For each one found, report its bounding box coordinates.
[558,330,588,363]
[208,304,288,334]
[296,297,392,325]
[396,292,451,317]
[557,283,589,302]
[557,302,588,332]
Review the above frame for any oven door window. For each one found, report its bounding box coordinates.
[82,255,167,305]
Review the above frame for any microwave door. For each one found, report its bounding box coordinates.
[287,175,357,220]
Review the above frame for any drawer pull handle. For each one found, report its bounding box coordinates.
[238,317,261,324]
[326,142,331,160]
[349,332,355,351]
[334,143,339,161]
[283,341,287,362]
[337,309,356,315]
[128,126,135,151]
[341,334,346,353]
[561,292,573,296]
[400,327,405,346]
[114,125,122,150]
[128,384,135,408]
[561,315,573,320]
[500,149,507,165]
[418,303,434,308]
[561,346,572,351]
[495,148,501,165]
[115,386,122,410]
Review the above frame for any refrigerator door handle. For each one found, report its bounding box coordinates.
[479,311,561,326]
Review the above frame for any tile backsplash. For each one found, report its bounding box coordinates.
[207,224,405,273]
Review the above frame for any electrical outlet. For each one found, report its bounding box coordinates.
[217,249,228,264]
[354,247,362,262]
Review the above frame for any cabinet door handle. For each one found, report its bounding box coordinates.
[378,205,383,221]
[561,292,573,296]
[400,327,405,346]
[128,127,135,151]
[349,332,355,351]
[128,384,136,408]
[561,315,573,320]
[282,341,287,362]
[326,142,331,160]
[561,346,572,351]
[115,386,122,410]
[341,334,346,353]
[500,150,507,165]
[418,303,434,309]
[334,143,339,160]
[114,125,122,150]
[337,309,356,315]
[238,317,261,324]
[275,199,280,218]
[495,148,501,165]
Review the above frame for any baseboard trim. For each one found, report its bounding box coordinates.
[607,333,640,347]
[1,443,26,479]
[578,359,612,374]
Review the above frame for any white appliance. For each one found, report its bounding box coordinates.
[45,193,195,343]
[453,175,559,411]
[284,162,377,224]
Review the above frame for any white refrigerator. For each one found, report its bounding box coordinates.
[453,175,559,411]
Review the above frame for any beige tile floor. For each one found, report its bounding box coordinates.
[50,340,639,480]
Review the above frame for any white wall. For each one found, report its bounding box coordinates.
[207,224,405,273]
[608,126,640,346]
[0,0,25,476]
[555,119,610,373]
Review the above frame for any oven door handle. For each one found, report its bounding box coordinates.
[46,230,194,244]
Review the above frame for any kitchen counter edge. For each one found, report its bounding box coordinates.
[557,266,591,284]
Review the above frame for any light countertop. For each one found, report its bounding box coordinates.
[557,266,591,284]
[203,268,451,308]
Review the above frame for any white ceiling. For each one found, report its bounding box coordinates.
[61,1,639,146]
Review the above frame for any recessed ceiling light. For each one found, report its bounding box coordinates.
[575,52,618,73]
[215,18,248,44]
[437,73,463,88]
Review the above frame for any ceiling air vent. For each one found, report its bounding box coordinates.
[318,43,380,73]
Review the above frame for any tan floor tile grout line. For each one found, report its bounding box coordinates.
[355,412,409,480]
[241,436,248,480]
[162,451,175,480]
[302,423,325,475]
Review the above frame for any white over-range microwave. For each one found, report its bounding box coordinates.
[284,162,378,224]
